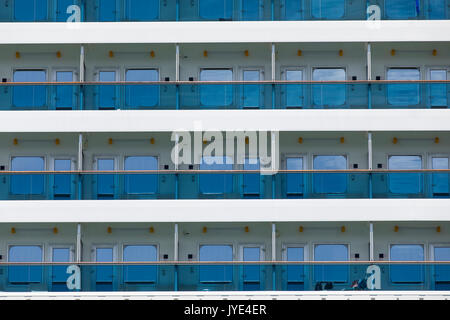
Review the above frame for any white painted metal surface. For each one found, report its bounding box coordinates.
[1,199,450,223]
[1,21,450,44]
[2,109,450,133]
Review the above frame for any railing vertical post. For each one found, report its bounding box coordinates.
[79,45,85,110]
[369,222,374,262]
[176,44,180,110]
[176,0,180,21]
[78,133,83,200]
[271,0,274,21]
[367,43,372,109]
[271,43,276,109]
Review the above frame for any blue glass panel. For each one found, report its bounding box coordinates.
[11,157,45,195]
[125,0,159,21]
[386,0,419,19]
[199,0,233,20]
[54,159,72,196]
[242,70,260,108]
[314,244,348,283]
[390,245,424,283]
[96,248,113,283]
[387,68,420,106]
[52,248,71,283]
[124,156,158,194]
[200,156,233,194]
[388,156,422,194]
[284,0,303,20]
[243,159,260,195]
[123,245,157,283]
[313,155,347,194]
[432,158,449,195]
[14,0,47,21]
[97,159,115,197]
[13,70,47,109]
[285,70,304,108]
[199,245,233,283]
[287,247,304,283]
[434,247,450,282]
[286,157,303,195]
[98,71,117,109]
[125,69,159,108]
[311,0,345,19]
[428,0,446,19]
[55,71,74,109]
[8,246,42,283]
[98,0,117,21]
[242,0,260,20]
[200,69,233,107]
[56,0,76,21]
[312,68,346,107]
[430,70,447,107]
[243,247,260,283]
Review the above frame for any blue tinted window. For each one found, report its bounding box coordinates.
[199,0,233,20]
[54,159,72,197]
[243,159,260,196]
[388,155,422,194]
[125,69,159,108]
[11,157,45,195]
[98,0,117,21]
[125,0,159,21]
[14,0,47,21]
[241,0,260,20]
[8,246,42,283]
[314,244,348,283]
[96,247,113,283]
[428,0,446,19]
[285,70,304,108]
[242,70,261,108]
[199,245,233,283]
[313,155,347,194]
[98,71,117,109]
[432,157,449,195]
[435,247,450,282]
[430,70,447,107]
[123,245,157,283]
[52,248,71,285]
[287,247,304,284]
[312,68,346,107]
[387,68,420,106]
[200,69,233,107]
[386,0,419,19]
[56,0,76,21]
[311,0,345,19]
[124,156,158,194]
[243,247,260,286]
[55,71,75,109]
[284,0,303,20]
[97,158,115,197]
[286,157,303,195]
[390,245,424,283]
[200,156,233,194]
[13,70,47,109]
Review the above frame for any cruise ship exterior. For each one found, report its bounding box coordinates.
[0,0,450,301]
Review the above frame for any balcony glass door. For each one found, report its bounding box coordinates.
[200,156,233,195]
[282,0,303,20]
[240,0,262,20]
[311,0,345,19]
[387,68,420,107]
[125,69,159,109]
[125,0,159,21]
[434,246,450,290]
[98,70,117,110]
[243,158,260,197]
[200,69,233,108]
[313,155,347,195]
[431,157,449,197]
[390,244,424,284]
[429,69,447,108]
[286,157,304,197]
[95,247,114,291]
[13,70,47,109]
[241,246,262,290]
[388,155,422,195]
[53,159,73,199]
[312,68,346,108]
[10,156,45,197]
[55,71,75,110]
[124,156,158,196]
[199,0,233,20]
[284,69,304,108]
[242,69,262,108]
[51,247,72,291]
[285,246,305,290]
[14,0,47,21]
[97,0,119,21]
[95,158,115,199]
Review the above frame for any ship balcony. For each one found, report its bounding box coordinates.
[1,170,450,200]
[0,81,449,111]
[0,262,449,292]
[0,0,448,22]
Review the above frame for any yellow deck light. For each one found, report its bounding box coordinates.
[394,225,399,232]
[299,226,304,232]
[297,50,302,57]
[391,49,396,56]
[393,137,398,144]
[202,227,207,233]
[108,51,114,58]
[203,50,208,57]
[298,137,303,144]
